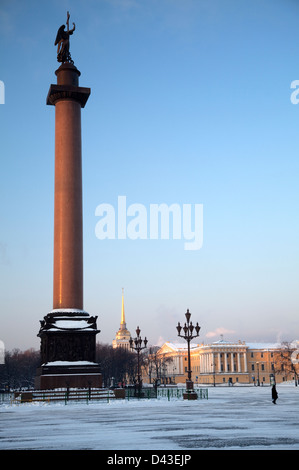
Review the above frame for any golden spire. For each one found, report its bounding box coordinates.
[121,288,126,327]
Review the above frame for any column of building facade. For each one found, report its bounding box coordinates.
[237,352,241,372]
[211,351,215,374]
[230,352,234,372]
[178,354,183,376]
[243,352,248,372]
[208,352,213,373]
[201,353,204,373]
[177,355,182,376]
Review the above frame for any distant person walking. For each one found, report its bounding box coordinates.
[272,385,278,404]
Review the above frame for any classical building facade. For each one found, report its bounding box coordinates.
[112,289,131,350]
[150,338,297,385]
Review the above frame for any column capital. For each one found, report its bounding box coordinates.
[46,84,90,107]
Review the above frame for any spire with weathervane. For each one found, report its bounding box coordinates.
[112,289,131,350]
[120,288,126,329]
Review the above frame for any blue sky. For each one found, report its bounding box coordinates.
[1,0,299,351]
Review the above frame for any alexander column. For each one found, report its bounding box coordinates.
[35,13,101,389]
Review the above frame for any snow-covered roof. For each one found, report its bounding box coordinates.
[157,339,299,354]
[246,342,283,350]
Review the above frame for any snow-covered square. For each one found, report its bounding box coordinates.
[0,384,298,451]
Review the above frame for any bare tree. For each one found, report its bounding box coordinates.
[96,343,137,387]
[147,347,173,385]
[273,342,299,385]
[0,349,40,390]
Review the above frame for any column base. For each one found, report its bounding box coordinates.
[183,380,198,399]
[35,362,102,390]
[183,391,198,400]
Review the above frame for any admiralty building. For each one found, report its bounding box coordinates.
[150,338,298,386]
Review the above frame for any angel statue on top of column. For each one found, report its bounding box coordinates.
[55,11,76,64]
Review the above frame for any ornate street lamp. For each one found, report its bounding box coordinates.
[176,309,200,399]
[129,326,148,396]
[256,361,260,386]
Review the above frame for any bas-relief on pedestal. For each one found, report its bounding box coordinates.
[38,310,99,364]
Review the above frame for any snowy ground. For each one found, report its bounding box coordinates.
[0,384,299,451]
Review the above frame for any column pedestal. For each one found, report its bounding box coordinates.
[35,308,102,389]
[183,380,198,400]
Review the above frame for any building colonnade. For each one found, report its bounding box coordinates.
[151,339,291,385]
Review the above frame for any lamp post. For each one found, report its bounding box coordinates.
[211,360,216,387]
[176,309,200,399]
[270,362,276,386]
[172,365,177,385]
[129,326,148,396]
